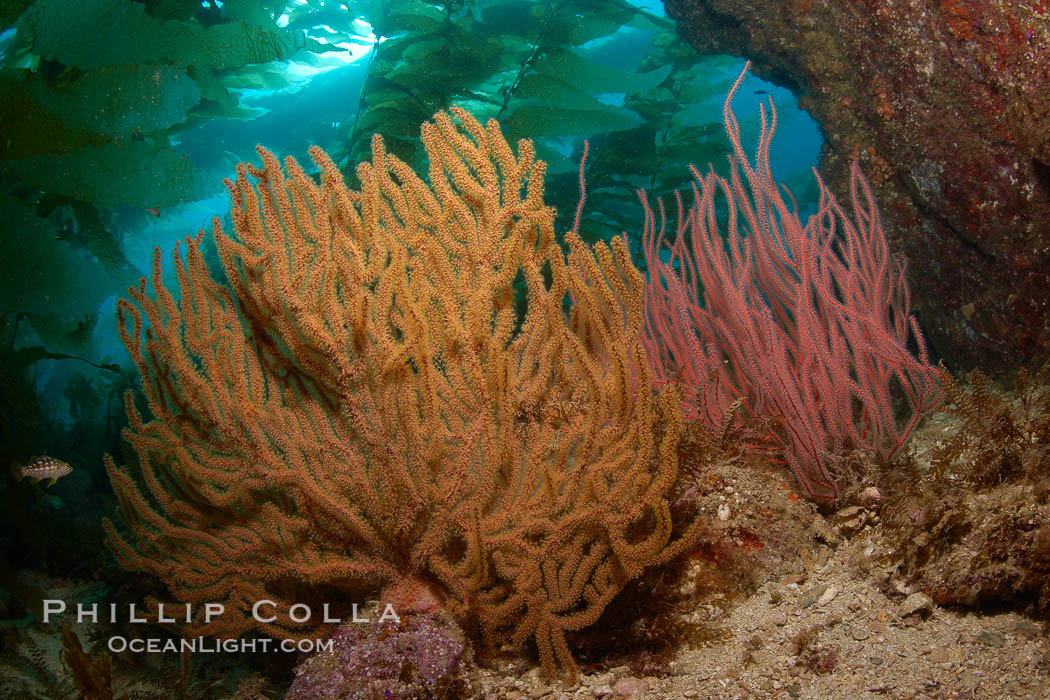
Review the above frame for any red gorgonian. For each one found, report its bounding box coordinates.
[639,64,942,500]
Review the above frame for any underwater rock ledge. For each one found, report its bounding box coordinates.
[664,0,1050,376]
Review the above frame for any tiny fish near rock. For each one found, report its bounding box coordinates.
[13,456,72,486]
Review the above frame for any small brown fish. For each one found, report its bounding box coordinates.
[14,456,72,486]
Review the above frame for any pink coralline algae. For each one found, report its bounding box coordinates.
[286,610,472,699]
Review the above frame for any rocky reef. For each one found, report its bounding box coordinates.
[665,0,1050,374]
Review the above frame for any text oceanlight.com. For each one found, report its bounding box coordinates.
[107,637,334,654]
